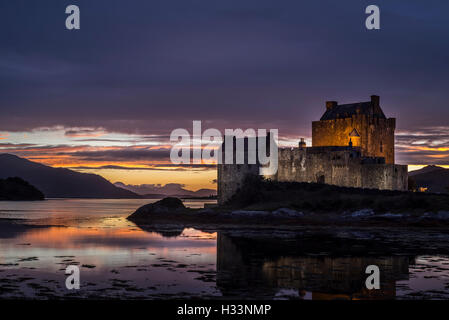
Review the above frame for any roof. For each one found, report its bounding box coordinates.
[320,101,386,121]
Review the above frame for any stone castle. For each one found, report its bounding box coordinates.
[218,95,408,204]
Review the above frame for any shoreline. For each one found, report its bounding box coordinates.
[127,200,449,232]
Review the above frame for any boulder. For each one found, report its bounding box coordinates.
[128,197,186,221]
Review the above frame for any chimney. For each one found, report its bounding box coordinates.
[326,101,338,110]
[371,95,380,108]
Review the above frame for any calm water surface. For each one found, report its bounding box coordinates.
[0,199,449,299]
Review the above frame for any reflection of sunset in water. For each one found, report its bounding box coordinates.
[4,226,217,251]
[0,200,220,299]
[1,199,449,299]
[0,224,217,275]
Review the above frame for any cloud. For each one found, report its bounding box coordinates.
[396,127,449,164]
[0,143,34,148]
[65,128,106,138]
[69,148,172,161]
[66,164,215,172]
[0,138,218,171]
[115,182,215,195]
[0,0,448,137]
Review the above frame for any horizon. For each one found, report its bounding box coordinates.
[1,151,448,193]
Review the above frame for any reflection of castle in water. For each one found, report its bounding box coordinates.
[216,233,413,300]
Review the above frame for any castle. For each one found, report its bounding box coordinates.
[218,95,408,204]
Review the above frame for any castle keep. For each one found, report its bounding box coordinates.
[312,95,395,164]
[218,95,408,204]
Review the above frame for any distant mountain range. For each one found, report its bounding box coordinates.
[0,154,140,199]
[409,165,449,193]
[114,182,216,198]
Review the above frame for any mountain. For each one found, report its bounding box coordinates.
[409,165,443,177]
[0,154,140,199]
[0,177,44,201]
[409,165,449,193]
[114,182,216,198]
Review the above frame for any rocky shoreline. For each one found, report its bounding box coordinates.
[127,197,449,231]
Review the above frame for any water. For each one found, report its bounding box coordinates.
[1,199,449,299]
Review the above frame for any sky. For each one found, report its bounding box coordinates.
[0,0,448,190]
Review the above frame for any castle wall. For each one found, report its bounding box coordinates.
[366,118,396,165]
[278,147,363,187]
[218,164,259,205]
[312,115,395,164]
[219,146,408,204]
[217,136,268,205]
[361,164,408,191]
[277,147,407,191]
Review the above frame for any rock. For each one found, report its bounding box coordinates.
[128,197,186,220]
[152,197,185,209]
[272,208,304,217]
[376,213,403,219]
[421,211,449,220]
[437,211,449,219]
[230,210,270,216]
[350,209,375,218]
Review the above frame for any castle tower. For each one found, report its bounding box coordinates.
[311,95,395,164]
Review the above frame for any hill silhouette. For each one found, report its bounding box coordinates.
[0,177,44,201]
[114,182,216,198]
[0,154,140,199]
[409,165,449,193]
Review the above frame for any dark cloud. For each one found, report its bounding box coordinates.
[67,148,171,161]
[73,135,173,144]
[0,0,447,138]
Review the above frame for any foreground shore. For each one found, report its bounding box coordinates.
[1,197,449,299]
[127,198,449,232]
[128,176,449,231]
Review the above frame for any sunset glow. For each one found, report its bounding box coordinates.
[1,124,448,190]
